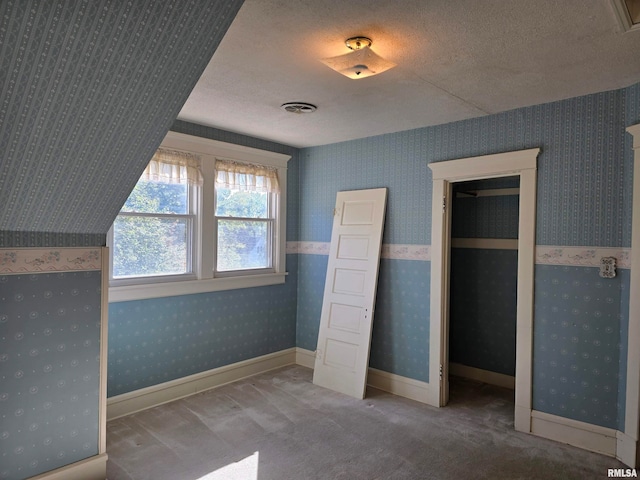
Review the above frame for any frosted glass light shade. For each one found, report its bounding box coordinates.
[320,46,396,79]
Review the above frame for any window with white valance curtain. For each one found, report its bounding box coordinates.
[108,132,290,299]
[111,148,199,281]
[215,158,279,193]
[214,159,280,273]
[141,148,203,185]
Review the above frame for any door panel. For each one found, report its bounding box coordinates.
[328,303,363,333]
[313,188,387,399]
[337,235,371,259]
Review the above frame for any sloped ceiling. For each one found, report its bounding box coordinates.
[0,0,243,240]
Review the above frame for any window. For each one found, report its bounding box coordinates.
[214,159,280,274]
[113,179,194,278]
[111,148,200,282]
[108,132,290,302]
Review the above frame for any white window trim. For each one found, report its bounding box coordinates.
[108,131,290,303]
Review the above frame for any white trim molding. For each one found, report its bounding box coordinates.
[107,348,296,420]
[104,345,639,467]
[107,347,432,420]
[536,246,631,268]
[618,431,640,467]
[295,348,431,404]
[295,346,316,369]
[428,148,539,434]
[622,122,640,468]
[109,272,286,302]
[531,410,618,457]
[449,363,515,390]
[609,0,640,33]
[429,148,540,181]
[28,453,107,480]
[367,367,431,404]
[99,249,109,454]
[108,130,291,302]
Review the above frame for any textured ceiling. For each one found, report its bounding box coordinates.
[0,0,243,238]
[179,0,640,147]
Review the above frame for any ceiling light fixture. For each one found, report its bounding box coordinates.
[280,102,317,114]
[320,36,396,80]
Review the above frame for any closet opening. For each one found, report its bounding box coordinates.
[428,148,539,433]
[447,177,520,417]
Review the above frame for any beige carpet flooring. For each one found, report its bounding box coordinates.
[106,365,625,479]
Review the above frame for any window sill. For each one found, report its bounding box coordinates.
[108,272,287,303]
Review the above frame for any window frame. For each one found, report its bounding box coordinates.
[108,131,290,302]
[213,187,277,276]
[109,180,198,286]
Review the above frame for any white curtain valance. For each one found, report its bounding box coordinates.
[215,159,280,193]
[141,148,203,185]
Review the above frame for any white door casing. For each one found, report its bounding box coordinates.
[428,148,539,434]
[622,123,640,467]
[313,188,388,399]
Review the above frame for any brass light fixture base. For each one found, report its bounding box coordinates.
[345,37,372,50]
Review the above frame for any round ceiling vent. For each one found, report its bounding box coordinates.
[281,102,317,114]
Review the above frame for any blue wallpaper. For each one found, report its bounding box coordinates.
[450,249,518,376]
[107,84,636,431]
[533,265,622,429]
[451,195,520,239]
[370,259,430,382]
[0,271,102,480]
[626,82,640,127]
[0,3,634,472]
[106,123,301,398]
[301,88,628,248]
[296,256,430,382]
[296,254,328,352]
[108,255,298,397]
[297,87,633,431]
[0,232,105,249]
[617,269,631,431]
[430,89,626,247]
[300,131,431,244]
[622,83,639,251]
[449,179,519,377]
[0,0,243,247]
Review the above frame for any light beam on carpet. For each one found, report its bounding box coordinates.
[195,451,259,480]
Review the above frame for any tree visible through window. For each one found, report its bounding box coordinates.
[112,180,192,278]
[108,134,289,292]
[215,188,272,271]
[214,158,279,274]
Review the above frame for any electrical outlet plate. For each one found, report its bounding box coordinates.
[600,257,617,278]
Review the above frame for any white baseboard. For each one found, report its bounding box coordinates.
[295,348,431,405]
[531,410,617,457]
[514,404,531,433]
[367,367,431,404]
[104,346,637,469]
[29,453,107,480]
[107,348,296,420]
[296,347,316,369]
[617,430,639,468]
[449,362,515,390]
